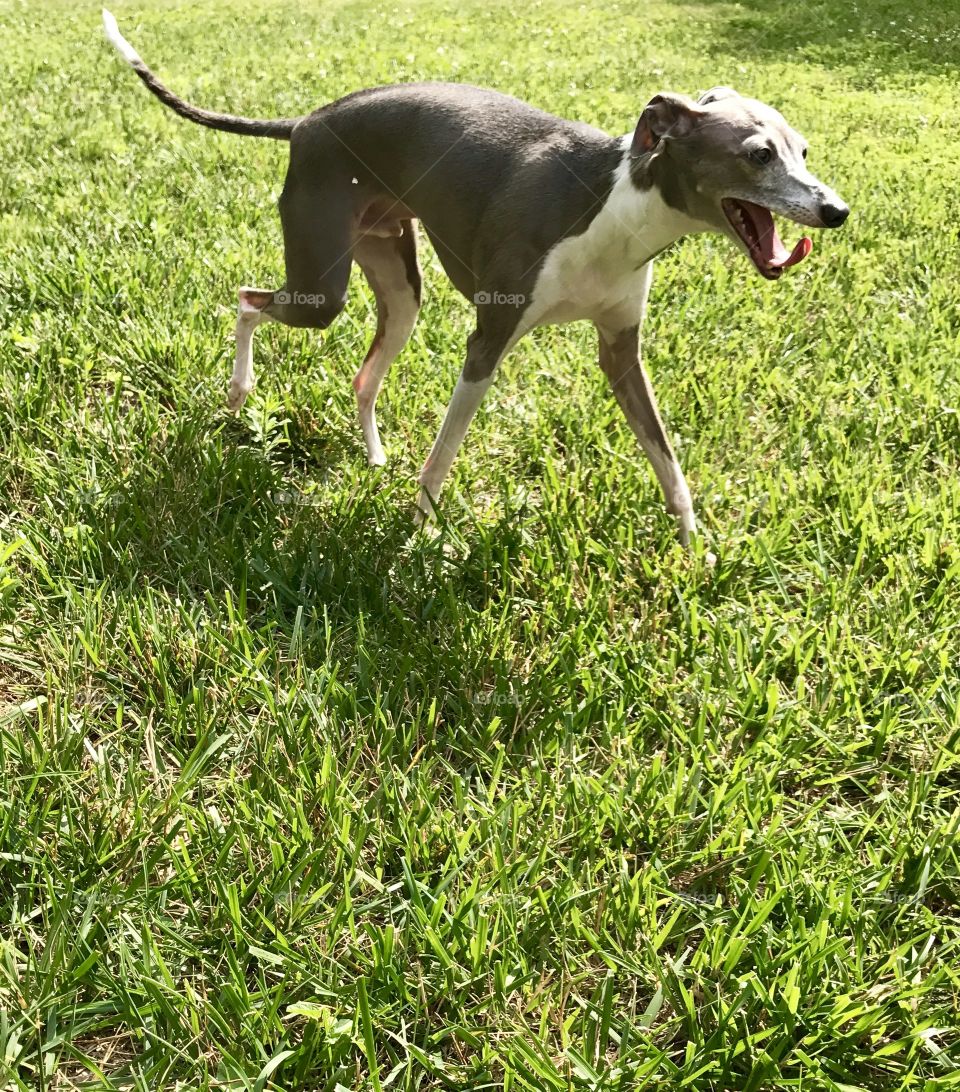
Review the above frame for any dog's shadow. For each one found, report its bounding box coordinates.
[84,403,552,742]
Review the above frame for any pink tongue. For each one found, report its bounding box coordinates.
[778,235,813,268]
[751,204,813,268]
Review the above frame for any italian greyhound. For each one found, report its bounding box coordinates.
[103,9,849,546]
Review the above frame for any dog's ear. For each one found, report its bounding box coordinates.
[630,93,702,157]
[697,86,739,105]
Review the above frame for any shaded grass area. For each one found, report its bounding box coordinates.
[1,0,959,1088]
[676,0,960,81]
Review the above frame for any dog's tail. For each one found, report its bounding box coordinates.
[102,9,299,140]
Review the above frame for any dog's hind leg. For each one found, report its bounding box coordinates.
[352,222,422,465]
[226,168,356,409]
[229,288,272,410]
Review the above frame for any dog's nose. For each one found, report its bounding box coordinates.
[820,202,849,228]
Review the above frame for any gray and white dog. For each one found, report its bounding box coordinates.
[103,10,848,546]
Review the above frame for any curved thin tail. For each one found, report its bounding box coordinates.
[102,9,299,140]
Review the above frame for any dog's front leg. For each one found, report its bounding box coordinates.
[595,321,696,546]
[416,317,518,523]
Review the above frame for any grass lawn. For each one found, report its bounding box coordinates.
[2,0,960,1087]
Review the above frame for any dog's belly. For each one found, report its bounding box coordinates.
[356,195,416,238]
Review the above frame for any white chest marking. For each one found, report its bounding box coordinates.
[524,146,707,330]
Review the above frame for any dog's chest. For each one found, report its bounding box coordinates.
[531,238,651,325]
[526,171,693,328]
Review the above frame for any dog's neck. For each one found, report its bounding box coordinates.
[596,138,710,266]
[523,142,714,330]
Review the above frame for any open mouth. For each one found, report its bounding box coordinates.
[721,198,812,280]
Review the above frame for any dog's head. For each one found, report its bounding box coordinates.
[630,86,849,279]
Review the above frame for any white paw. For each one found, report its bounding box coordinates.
[227,382,250,411]
[676,509,697,548]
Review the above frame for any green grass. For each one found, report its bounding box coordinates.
[1,0,960,1088]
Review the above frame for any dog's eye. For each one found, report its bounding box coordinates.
[751,147,773,166]
[801,146,808,159]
